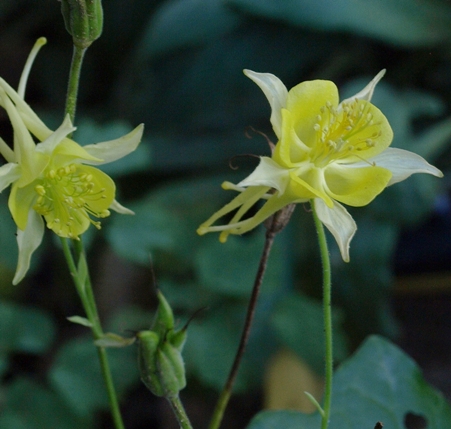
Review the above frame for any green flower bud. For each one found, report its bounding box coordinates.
[137,330,187,398]
[156,341,187,396]
[137,330,166,397]
[151,290,175,337]
[137,290,187,398]
[167,328,187,351]
[60,0,103,48]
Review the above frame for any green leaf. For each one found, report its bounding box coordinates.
[270,292,348,375]
[247,336,451,429]
[0,378,92,429]
[94,332,136,348]
[139,0,241,57]
[49,336,139,416]
[0,301,55,355]
[229,0,451,47]
[66,315,93,328]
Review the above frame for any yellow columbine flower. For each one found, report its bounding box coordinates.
[197,69,443,261]
[0,38,144,284]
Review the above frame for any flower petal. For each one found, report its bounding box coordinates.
[340,69,386,105]
[238,157,291,194]
[337,100,394,161]
[324,163,392,207]
[35,115,76,156]
[287,80,339,145]
[82,124,144,165]
[289,169,333,206]
[0,163,21,192]
[368,147,443,185]
[13,210,44,285]
[9,181,37,231]
[273,108,310,167]
[314,198,356,262]
[244,70,288,139]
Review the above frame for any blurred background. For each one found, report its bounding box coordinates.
[0,0,451,428]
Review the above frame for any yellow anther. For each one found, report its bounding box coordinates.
[35,185,46,196]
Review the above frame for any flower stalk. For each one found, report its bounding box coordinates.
[65,45,86,126]
[311,201,333,429]
[61,238,125,429]
[60,15,125,427]
[209,206,294,429]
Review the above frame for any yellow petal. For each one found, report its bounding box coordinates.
[286,80,339,147]
[336,100,393,161]
[9,181,37,231]
[287,170,334,207]
[273,109,310,167]
[324,164,392,207]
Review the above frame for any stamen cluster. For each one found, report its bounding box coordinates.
[309,100,382,168]
[33,163,111,238]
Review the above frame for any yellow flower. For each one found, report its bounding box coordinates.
[197,69,443,260]
[0,38,144,284]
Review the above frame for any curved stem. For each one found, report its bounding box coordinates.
[311,202,333,429]
[168,395,194,429]
[60,238,125,429]
[65,45,86,124]
[208,216,280,429]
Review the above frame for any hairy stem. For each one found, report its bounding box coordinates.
[64,45,86,125]
[311,202,333,429]
[61,238,125,429]
[168,395,194,429]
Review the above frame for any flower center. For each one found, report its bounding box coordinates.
[33,163,111,238]
[310,99,382,168]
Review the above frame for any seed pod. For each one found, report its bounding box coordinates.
[60,0,103,48]
[137,330,166,397]
[156,340,187,397]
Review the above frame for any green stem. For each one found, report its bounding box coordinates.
[61,38,126,429]
[168,395,194,429]
[65,45,86,123]
[311,202,333,429]
[60,238,125,429]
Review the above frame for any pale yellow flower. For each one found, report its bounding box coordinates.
[0,38,144,283]
[197,69,443,260]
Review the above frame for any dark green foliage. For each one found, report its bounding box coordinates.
[1,0,451,427]
[247,336,451,429]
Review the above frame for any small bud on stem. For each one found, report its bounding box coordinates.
[60,0,103,48]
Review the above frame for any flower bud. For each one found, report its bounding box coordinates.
[60,0,103,48]
[137,291,187,397]
[151,290,175,337]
